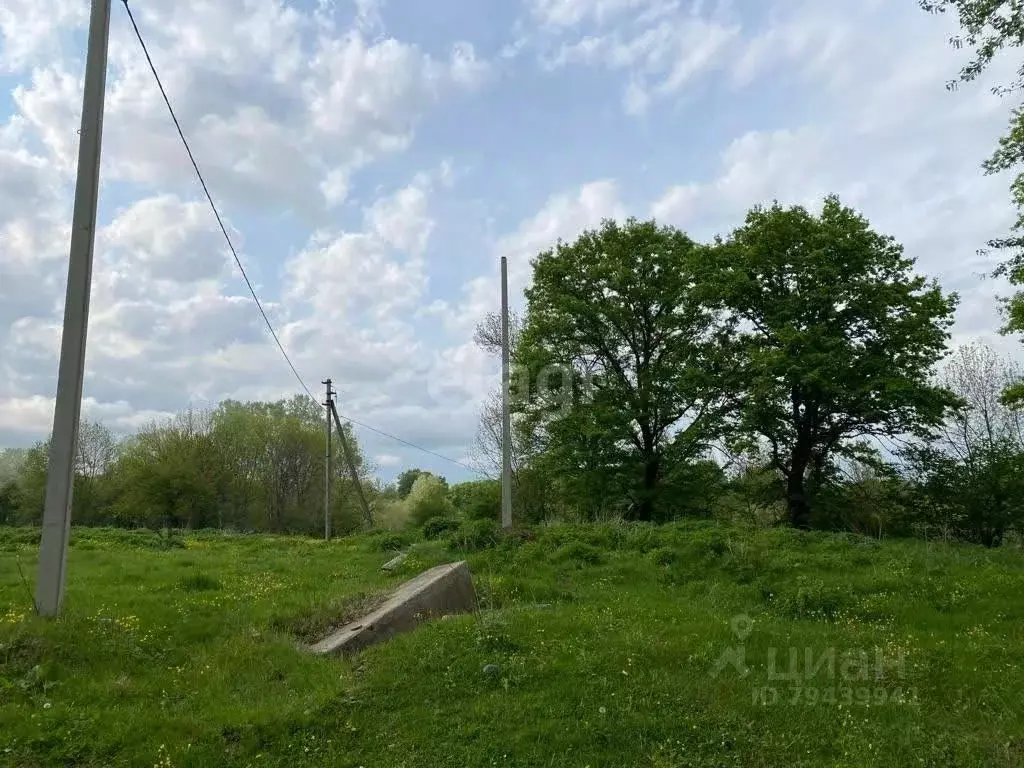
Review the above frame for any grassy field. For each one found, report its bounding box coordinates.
[2,522,1024,767]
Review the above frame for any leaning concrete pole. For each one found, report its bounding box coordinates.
[329,401,374,528]
[36,0,112,617]
[500,257,513,529]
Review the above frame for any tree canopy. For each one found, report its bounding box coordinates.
[516,218,735,521]
[705,197,960,527]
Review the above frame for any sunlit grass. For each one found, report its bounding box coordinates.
[1,523,1024,766]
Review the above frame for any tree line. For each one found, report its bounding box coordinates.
[0,396,374,535]
[471,197,1024,546]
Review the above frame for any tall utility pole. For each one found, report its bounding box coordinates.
[36,0,113,618]
[500,256,513,529]
[323,379,334,541]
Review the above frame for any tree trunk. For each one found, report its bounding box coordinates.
[787,472,811,529]
[787,443,812,529]
[632,454,661,522]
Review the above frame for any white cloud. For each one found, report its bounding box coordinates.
[0,0,86,72]
[100,195,233,283]
[11,2,489,216]
[374,452,401,467]
[365,175,435,256]
[441,179,625,338]
[530,0,654,29]
[532,0,739,113]
[286,232,426,321]
[2,0,1022,476]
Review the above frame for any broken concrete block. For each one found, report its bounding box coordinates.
[310,561,476,656]
[381,552,407,571]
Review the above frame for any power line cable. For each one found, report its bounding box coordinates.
[122,0,481,476]
[334,410,479,473]
[121,0,316,404]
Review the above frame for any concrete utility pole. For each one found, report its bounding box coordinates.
[329,401,374,528]
[500,256,513,529]
[36,0,112,617]
[323,379,334,541]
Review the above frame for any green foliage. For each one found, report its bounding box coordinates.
[372,498,412,531]
[648,546,677,566]
[0,398,375,536]
[517,218,733,522]
[714,461,786,526]
[405,474,452,527]
[177,572,222,592]
[422,516,461,540]
[446,518,500,551]
[706,196,960,528]
[810,470,917,539]
[900,342,1024,545]
[511,466,553,525]
[658,457,727,521]
[374,532,411,552]
[448,479,501,521]
[907,440,1024,546]
[12,443,48,526]
[0,481,19,526]
[395,468,425,499]
[552,540,604,566]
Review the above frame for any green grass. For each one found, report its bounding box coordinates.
[2,522,1024,766]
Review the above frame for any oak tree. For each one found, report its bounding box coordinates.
[706,196,959,528]
[517,218,733,521]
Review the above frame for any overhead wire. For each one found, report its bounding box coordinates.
[120,0,316,404]
[121,0,480,475]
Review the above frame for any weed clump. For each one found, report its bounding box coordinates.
[553,540,604,566]
[447,519,499,551]
[374,532,411,552]
[177,572,221,592]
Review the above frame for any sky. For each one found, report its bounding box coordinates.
[0,0,1020,482]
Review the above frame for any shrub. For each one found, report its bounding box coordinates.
[373,499,412,531]
[658,459,728,521]
[449,479,501,521]
[375,532,410,552]
[422,516,460,540]
[407,474,452,527]
[447,519,499,551]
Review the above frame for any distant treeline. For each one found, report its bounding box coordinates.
[0,396,375,535]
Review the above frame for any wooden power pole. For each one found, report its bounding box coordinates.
[36,0,112,617]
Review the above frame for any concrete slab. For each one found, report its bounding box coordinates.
[381,552,407,571]
[310,561,476,656]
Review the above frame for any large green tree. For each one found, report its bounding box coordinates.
[921,0,1024,402]
[517,218,734,522]
[706,196,960,528]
